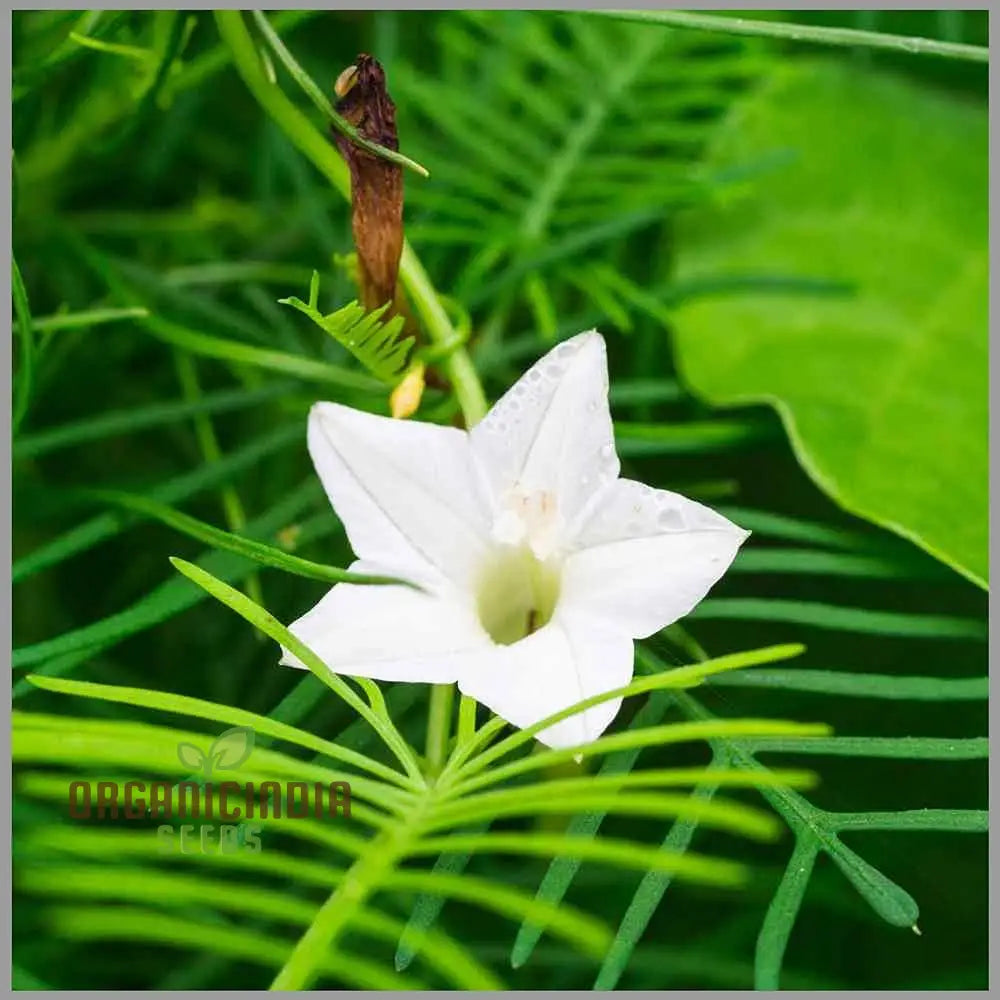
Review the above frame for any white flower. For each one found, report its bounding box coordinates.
[280,331,748,748]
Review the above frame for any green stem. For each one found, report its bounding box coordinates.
[12,258,35,435]
[584,10,989,62]
[172,352,265,620]
[457,694,478,747]
[213,11,489,429]
[249,10,428,178]
[400,243,488,425]
[270,826,408,989]
[425,683,455,778]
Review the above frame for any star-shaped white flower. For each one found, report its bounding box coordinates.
[281,332,748,748]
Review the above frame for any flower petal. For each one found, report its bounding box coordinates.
[457,611,633,749]
[308,402,492,587]
[561,479,749,639]
[469,331,619,529]
[280,562,490,683]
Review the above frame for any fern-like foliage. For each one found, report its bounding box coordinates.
[395,10,765,329]
[14,560,824,989]
[279,271,414,384]
[494,508,987,989]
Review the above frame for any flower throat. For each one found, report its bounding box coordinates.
[475,545,561,646]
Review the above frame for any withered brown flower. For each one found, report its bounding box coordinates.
[333,55,406,319]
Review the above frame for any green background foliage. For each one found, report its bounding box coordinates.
[12,9,987,991]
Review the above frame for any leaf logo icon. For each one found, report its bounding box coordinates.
[176,742,208,771]
[209,726,255,771]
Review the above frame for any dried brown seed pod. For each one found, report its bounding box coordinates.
[333,54,406,319]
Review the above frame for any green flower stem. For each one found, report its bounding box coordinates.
[399,243,488,424]
[270,826,408,989]
[249,9,429,178]
[457,693,478,746]
[213,11,489,428]
[270,794,431,989]
[425,683,455,779]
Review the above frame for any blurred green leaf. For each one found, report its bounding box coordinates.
[671,62,987,587]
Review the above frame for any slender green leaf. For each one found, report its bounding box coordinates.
[616,417,775,456]
[411,832,747,886]
[691,598,986,640]
[754,837,819,989]
[89,489,412,588]
[25,826,612,959]
[741,736,988,760]
[47,906,423,990]
[732,547,951,581]
[593,766,725,989]
[585,10,989,62]
[136,311,378,390]
[12,480,326,668]
[13,422,303,583]
[14,382,292,460]
[24,673,412,788]
[22,866,500,990]
[167,557,424,784]
[12,305,149,335]
[393,821,490,973]
[710,669,987,701]
[831,809,988,833]
[12,257,35,434]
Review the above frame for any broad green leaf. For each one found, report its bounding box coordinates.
[670,62,987,587]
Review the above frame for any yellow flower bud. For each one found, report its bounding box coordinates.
[390,362,426,420]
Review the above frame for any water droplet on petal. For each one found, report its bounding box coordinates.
[658,508,684,530]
